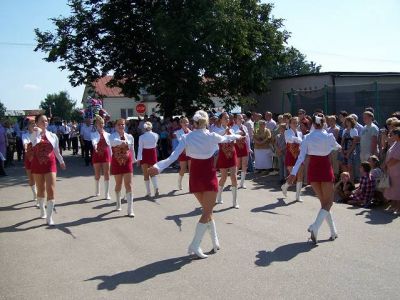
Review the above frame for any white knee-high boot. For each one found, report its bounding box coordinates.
[31,185,38,206]
[178,175,184,190]
[95,180,100,196]
[281,182,289,197]
[144,180,151,196]
[240,171,246,189]
[104,180,111,200]
[38,197,46,219]
[115,191,122,211]
[126,192,134,217]
[216,185,223,204]
[208,219,220,253]
[326,211,338,240]
[295,182,303,202]
[151,176,159,196]
[232,186,239,209]
[46,200,55,226]
[308,209,329,244]
[188,223,208,259]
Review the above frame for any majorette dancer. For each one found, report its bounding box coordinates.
[174,117,191,190]
[109,119,135,217]
[30,114,66,226]
[287,114,341,243]
[22,119,37,206]
[231,114,251,189]
[282,117,304,202]
[148,110,244,259]
[91,115,112,200]
[137,122,159,197]
[214,112,239,208]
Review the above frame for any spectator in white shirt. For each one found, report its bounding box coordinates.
[264,111,277,132]
[80,118,94,166]
[360,111,379,162]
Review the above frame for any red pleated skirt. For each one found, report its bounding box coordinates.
[285,143,300,167]
[216,143,237,169]
[234,140,249,158]
[141,148,158,165]
[308,155,334,182]
[178,150,190,162]
[111,147,133,175]
[31,137,57,174]
[189,156,218,193]
[92,138,111,164]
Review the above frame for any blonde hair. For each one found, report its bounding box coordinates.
[144,121,153,131]
[180,117,189,124]
[95,115,104,126]
[193,110,209,129]
[340,172,350,179]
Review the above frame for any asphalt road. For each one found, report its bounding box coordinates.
[0,152,399,299]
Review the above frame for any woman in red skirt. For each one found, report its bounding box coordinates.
[110,119,135,217]
[214,112,239,208]
[91,116,111,200]
[137,122,159,197]
[287,114,341,244]
[148,110,244,259]
[22,119,37,206]
[282,117,304,202]
[174,117,191,190]
[30,114,66,226]
[232,114,250,189]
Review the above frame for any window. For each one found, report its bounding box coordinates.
[121,108,134,119]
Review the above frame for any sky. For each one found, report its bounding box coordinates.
[0,0,399,110]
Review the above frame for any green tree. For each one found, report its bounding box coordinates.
[275,46,321,77]
[40,91,76,120]
[35,0,319,116]
[0,100,6,118]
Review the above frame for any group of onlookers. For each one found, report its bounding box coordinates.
[1,107,399,215]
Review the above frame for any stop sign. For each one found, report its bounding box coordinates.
[135,103,146,114]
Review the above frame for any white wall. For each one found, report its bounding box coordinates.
[103,98,159,120]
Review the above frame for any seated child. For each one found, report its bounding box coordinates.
[348,162,376,207]
[368,155,385,205]
[334,172,355,203]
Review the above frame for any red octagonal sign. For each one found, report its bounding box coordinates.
[136,103,146,114]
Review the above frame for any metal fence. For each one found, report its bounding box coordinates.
[284,82,400,123]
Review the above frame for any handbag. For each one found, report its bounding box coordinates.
[378,173,390,189]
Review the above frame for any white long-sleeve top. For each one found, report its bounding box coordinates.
[137,131,159,161]
[284,128,303,144]
[291,130,341,176]
[155,128,242,173]
[29,129,65,165]
[231,124,251,152]
[91,131,112,154]
[109,132,135,161]
[22,132,32,146]
[174,128,191,141]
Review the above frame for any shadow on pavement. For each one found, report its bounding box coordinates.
[251,198,296,214]
[165,207,202,231]
[86,256,192,290]
[354,208,398,225]
[0,200,38,211]
[255,242,317,267]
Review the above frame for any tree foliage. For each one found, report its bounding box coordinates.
[275,46,321,77]
[40,91,76,120]
[35,0,320,116]
[0,100,6,118]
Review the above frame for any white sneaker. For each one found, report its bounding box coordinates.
[281,183,288,197]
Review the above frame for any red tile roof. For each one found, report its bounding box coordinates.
[92,76,124,97]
